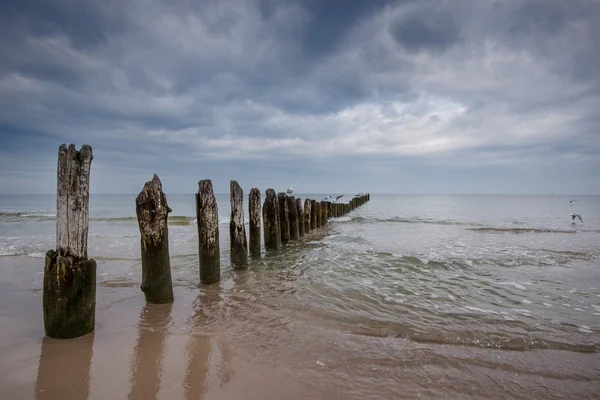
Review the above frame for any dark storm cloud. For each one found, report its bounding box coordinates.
[0,0,598,194]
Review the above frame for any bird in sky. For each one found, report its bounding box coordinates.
[569,213,584,223]
[287,186,295,195]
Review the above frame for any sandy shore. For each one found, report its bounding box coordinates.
[1,256,599,400]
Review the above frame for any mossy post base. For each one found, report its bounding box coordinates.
[43,251,96,339]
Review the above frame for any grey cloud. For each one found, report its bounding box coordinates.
[389,9,461,53]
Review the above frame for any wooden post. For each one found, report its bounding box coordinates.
[314,201,321,228]
[296,198,304,237]
[278,192,290,243]
[287,196,300,240]
[323,201,330,224]
[43,144,96,339]
[262,189,281,250]
[304,199,312,234]
[135,174,174,304]
[310,200,317,230]
[320,201,327,225]
[230,180,248,267]
[196,179,220,284]
[248,188,261,257]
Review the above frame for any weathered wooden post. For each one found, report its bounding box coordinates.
[230,180,248,267]
[262,189,281,250]
[296,198,305,237]
[315,201,322,228]
[43,144,96,339]
[310,200,317,230]
[135,174,174,304]
[322,201,329,225]
[248,188,261,257]
[278,192,290,243]
[196,180,220,284]
[287,196,300,240]
[304,199,312,234]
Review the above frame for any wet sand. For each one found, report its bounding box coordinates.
[1,256,599,400]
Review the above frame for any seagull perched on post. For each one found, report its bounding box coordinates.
[286,186,295,195]
[569,213,584,223]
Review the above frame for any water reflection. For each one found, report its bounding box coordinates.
[128,303,173,400]
[183,284,234,399]
[35,334,94,400]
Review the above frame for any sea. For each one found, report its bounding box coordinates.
[1,193,599,399]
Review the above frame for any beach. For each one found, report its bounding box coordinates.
[1,194,599,399]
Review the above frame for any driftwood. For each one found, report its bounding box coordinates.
[304,199,311,234]
[43,144,96,339]
[135,174,174,304]
[262,189,281,250]
[296,198,304,237]
[196,180,220,283]
[248,188,261,257]
[229,180,248,267]
[278,192,290,243]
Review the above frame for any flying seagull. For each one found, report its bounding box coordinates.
[323,195,334,201]
[569,213,584,223]
[570,199,578,205]
[287,186,295,195]
[335,195,344,203]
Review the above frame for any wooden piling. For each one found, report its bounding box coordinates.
[262,189,281,250]
[296,198,304,237]
[278,192,290,243]
[288,196,300,240]
[43,144,96,339]
[304,199,312,234]
[310,200,317,230]
[230,180,248,267]
[248,188,261,257]
[196,179,220,284]
[135,174,174,304]
[320,201,328,225]
[315,201,322,228]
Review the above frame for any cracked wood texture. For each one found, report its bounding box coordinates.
[248,188,261,257]
[310,200,317,230]
[287,196,299,240]
[278,192,290,243]
[262,189,281,250]
[196,179,220,283]
[229,180,248,267]
[44,143,96,338]
[303,199,311,234]
[296,198,304,237]
[135,174,174,304]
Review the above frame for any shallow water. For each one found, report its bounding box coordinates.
[1,194,599,399]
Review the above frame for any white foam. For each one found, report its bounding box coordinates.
[27,252,46,259]
[447,294,455,301]
[522,299,532,304]
[496,281,526,290]
[465,306,497,314]
[543,302,552,307]
[578,326,592,333]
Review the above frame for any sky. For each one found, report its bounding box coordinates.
[0,0,598,195]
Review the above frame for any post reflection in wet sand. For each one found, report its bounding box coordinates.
[128,303,173,400]
[183,283,234,399]
[35,333,94,400]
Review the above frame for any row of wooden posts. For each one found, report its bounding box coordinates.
[42,144,370,339]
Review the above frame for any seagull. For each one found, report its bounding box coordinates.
[569,213,584,223]
[287,186,295,195]
[323,195,334,201]
[570,199,578,205]
[335,195,344,203]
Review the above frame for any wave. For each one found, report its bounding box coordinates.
[338,216,470,226]
[468,227,577,234]
[0,211,55,222]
